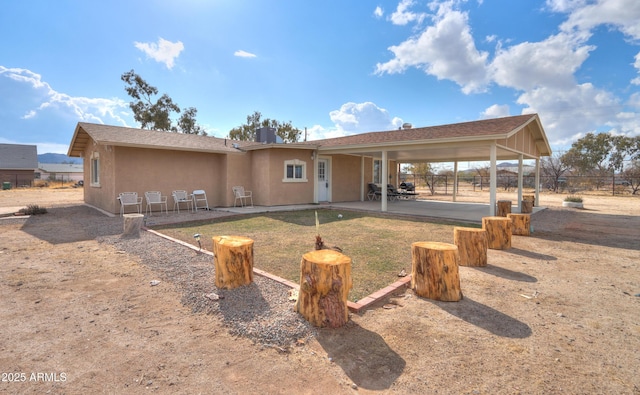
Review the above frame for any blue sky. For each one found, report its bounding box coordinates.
[1,0,639,157]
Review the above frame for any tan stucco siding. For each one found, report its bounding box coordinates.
[225,154,253,207]
[251,148,314,206]
[329,154,363,202]
[113,147,229,212]
[83,142,116,213]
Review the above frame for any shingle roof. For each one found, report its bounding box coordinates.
[68,123,251,157]
[0,144,38,169]
[38,163,84,173]
[306,114,538,148]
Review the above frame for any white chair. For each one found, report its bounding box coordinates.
[232,186,253,207]
[144,191,168,215]
[118,192,143,216]
[192,189,209,211]
[172,190,193,213]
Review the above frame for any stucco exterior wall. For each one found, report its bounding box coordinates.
[328,154,363,202]
[83,141,116,213]
[251,148,314,206]
[111,147,229,213]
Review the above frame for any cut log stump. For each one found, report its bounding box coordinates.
[453,227,488,267]
[523,194,535,206]
[521,199,533,214]
[482,216,512,250]
[411,242,462,301]
[508,213,531,236]
[295,249,352,328]
[122,213,144,238]
[212,236,254,289]
[496,200,512,217]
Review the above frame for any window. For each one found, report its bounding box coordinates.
[90,152,100,187]
[373,159,381,184]
[283,159,307,182]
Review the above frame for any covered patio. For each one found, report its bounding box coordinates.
[311,114,552,216]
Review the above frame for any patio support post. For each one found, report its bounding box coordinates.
[489,143,497,216]
[313,152,319,204]
[535,158,540,207]
[517,155,523,212]
[453,161,458,202]
[360,155,365,201]
[381,150,388,212]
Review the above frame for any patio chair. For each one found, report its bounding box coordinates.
[144,191,168,215]
[390,183,418,199]
[232,186,253,207]
[386,184,403,201]
[118,192,143,216]
[367,183,382,201]
[192,189,209,211]
[172,190,193,213]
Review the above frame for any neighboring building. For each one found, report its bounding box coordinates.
[36,163,84,183]
[0,143,38,188]
[67,114,552,214]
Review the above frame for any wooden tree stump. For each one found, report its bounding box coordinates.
[496,200,512,217]
[411,242,462,301]
[295,250,352,328]
[507,213,531,236]
[453,227,488,267]
[521,199,533,214]
[482,216,512,250]
[212,236,254,289]
[122,213,144,238]
[523,194,535,206]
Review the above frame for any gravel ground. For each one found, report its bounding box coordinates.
[98,221,318,350]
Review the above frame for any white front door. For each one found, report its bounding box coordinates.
[317,159,329,201]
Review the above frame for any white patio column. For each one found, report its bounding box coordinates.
[381,151,388,212]
[489,143,497,216]
[535,158,540,206]
[453,161,458,202]
[360,155,365,201]
[517,154,523,212]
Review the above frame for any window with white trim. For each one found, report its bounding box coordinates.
[90,152,100,187]
[373,159,381,184]
[283,159,307,182]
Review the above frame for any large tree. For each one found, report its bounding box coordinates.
[121,70,206,135]
[540,152,571,192]
[228,111,301,143]
[563,133,639,175]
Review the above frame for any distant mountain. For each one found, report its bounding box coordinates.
[38,153,83,164]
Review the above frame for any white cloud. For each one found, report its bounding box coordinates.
[389,0,426,25]
[134,38,184,70]
[309,102,404,140]
[632,51,640,85]
[517,83,622,144]
[1,67,129,125]
[374,6,384,18]
[557,0,640,40]
[481,104,510,119]
[490,32,594,91]
[234,50,257,58]
[375,2,489,94]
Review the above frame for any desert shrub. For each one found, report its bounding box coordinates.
[18,204,48,215]
[564,195,583,203]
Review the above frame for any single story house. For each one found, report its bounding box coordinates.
[0,143,38,188]
[67,114,551,215]
[36,163,84,183]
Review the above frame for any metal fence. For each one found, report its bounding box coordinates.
[1,174,81,189]
[401,174,639,195]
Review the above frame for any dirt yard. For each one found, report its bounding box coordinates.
[1,188,639,394]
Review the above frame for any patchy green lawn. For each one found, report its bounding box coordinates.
[154,209,478,301]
